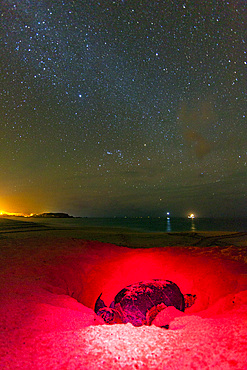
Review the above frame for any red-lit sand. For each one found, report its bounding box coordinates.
[0,237,247,369]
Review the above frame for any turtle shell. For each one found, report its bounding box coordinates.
[113,279,185,327]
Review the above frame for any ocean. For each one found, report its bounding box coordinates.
[23,216,247,233]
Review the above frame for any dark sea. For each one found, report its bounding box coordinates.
[34,217,247,233]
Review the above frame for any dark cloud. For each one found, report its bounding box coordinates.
[179,101,216,158]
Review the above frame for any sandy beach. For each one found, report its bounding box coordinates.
[0,218,247,369]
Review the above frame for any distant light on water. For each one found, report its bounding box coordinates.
[166,213,171,232]
[188,213,195,219]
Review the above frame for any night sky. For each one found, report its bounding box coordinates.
[1,0,246,218]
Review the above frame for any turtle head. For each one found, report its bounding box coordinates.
[96,307,120,324]
[184,294,197,309]
[95,293,122,324]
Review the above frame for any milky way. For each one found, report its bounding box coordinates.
[1,1,246,217]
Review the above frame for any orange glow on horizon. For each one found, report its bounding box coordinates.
[0,209,52,217]
[0,210,28,217]
[0,210,42,217]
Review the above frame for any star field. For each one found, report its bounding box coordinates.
[0,0,246,217]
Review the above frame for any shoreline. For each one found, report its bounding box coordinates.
[0,216,246,250]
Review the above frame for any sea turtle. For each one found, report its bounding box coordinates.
[94,279,196,327]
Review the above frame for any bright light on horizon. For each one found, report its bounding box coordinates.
[188,213,195,219]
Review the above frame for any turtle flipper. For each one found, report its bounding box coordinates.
[94,293,106,314]
[146,303,167,326]
[184,294,197,308]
